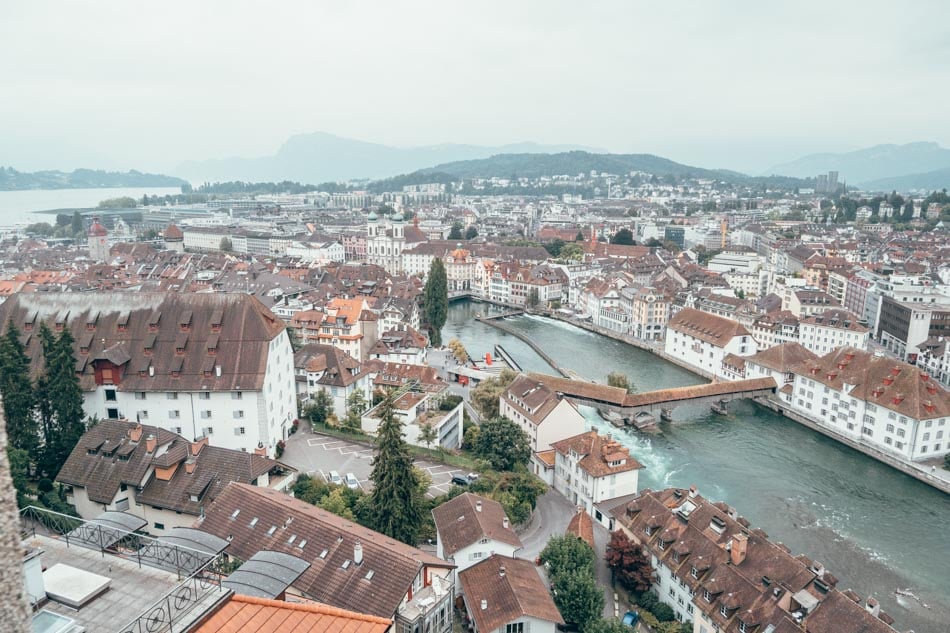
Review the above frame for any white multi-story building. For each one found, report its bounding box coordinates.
[500,375,586,452]
[788,348,950,462]
[798,309,869,355]
[0,292,297,457]
[432,493,522,577]
[548,431,642,517]
[285,239,345,263]
[664,308,757,379]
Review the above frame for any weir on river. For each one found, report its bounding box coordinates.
[444,301,950,633]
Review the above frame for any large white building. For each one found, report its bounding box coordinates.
[432,493,522,577]
[0,292,297,457]
[500,375,586,452]
[798,309,869,355]
[547,431,642,517]
[664,308,757,379]
[787,348,950,462]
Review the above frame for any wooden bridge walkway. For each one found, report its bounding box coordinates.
[526,373,777,422]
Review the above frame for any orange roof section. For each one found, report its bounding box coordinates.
[193,594,392,633]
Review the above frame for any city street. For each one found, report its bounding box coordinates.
[280,429,470,498]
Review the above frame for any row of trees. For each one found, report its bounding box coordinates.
[1,321,90,505]
[541,535,604,631]
[447,221,478,241]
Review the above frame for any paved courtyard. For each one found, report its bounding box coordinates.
[281,430,470,498]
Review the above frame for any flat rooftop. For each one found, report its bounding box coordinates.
[24,534,226,632]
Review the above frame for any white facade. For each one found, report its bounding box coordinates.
[285,240,345,263]
[798,321,869,355]
[499,394,586,452]
[788,373,950,462]
[664,326,756,379]
[83,332,296,455]
[552,451,639,515]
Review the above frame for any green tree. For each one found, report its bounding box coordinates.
[575,230,585,241]
[651,603,676,622]
[423,258,448,347]
[97,196,136,209]
[343,389,367,431]
[470,368,517,420]
[418,421,438,456]
[366,398,425,544]
[543,238,565,257]
[473,417,530,471]
[0,322,38,456]
[558,243,585,261]
[448,222,464,240]
[462,424,480,451]
[604,530,653,594]
[585,619,630,633]
[610,228,635,245]
[304,390,333,426]
[219,237,233,252]
[552,572,604,632]
[541,534,596,578]
[34,326,86,478]
[464,225,478,240]
[319,487,357,520]
[526,288,540,309]
[606,371,636,394]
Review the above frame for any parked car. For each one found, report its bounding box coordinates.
[466,472,480,482]
[621,611,639,628]
[344,473,360,490]
[451,475,470,486]
[328,470,342,486]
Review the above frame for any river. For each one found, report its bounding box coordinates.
[0,187,182,226]
[445,301,950,633]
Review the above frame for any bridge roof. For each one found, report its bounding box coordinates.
[527,373,630,406]
[528,374,777,409]
[621,377,777,407]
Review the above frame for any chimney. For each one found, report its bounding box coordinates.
[354,541,363,565]
[129,423,143,443]
[475,500,482,513]
[731,533,748,566]
[688,485,698,499]
[191,436,209,456]
[480,599,488,610]
[254,442,267,456]
[215,365,221,377]
[145,434,157,453]
[148,366,154,377]
[503,517,510,529]
[727,506,738,520]
[184,459,196,474]
[499,565,506,577]
[865,597,880,617]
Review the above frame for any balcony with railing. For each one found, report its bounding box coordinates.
[20,506,236,633]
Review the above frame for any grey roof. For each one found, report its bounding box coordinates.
[223,550,312,599]
[157,527,229,556]
[64,511,147,550]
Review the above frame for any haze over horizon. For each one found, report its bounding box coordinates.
[3,0,949,176]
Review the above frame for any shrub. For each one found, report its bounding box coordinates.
[652,603,676,622]
[637,591,658,612]
[38,478,54,494]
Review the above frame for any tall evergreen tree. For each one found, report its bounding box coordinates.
[423,258,448,347]
[0,321,38,455]
[36,325,86,477]
[366,397,424,544]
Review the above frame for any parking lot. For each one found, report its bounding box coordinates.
[281,431,471,498]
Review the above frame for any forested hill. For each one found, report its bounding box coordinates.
[416,151,810,188]
[0,167,187,191]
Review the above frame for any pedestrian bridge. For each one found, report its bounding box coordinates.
[526,373,777,425]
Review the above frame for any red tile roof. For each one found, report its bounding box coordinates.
[192,594,392,633]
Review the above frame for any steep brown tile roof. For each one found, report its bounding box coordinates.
[566,510,595,549]
[792,347,950,420]
[0,292,286,392]
[668,307,751,345]
[503,375,573,424]
[800,308,869,332]
[192,594,393,633]
[746,342,817,373]
[295,344,369,388]
[198,483,451,619]
[432,493,522,558]
[458,555,563,632]
[550,431,643,477]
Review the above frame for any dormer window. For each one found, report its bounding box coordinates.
[672,552,680,563]
[210,309,223,333]
[703,589,712,602]
[148,310,161,332]
[691,566,699,579]
[738,621,748,633]
[609,459,625,467]
[719,604,729,618]
[657,539,666,550]
[179,310,193,332]
[645,526,654,536]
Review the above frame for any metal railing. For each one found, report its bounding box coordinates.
[117,556,228,633]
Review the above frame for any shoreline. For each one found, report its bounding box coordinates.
[482,304,950,495]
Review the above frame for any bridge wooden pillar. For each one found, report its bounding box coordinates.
[711,399,729,415]
[660,409,674,422]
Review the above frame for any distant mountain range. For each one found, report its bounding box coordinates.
[765,142,950,190]
[0,167,186,191]
[174,132,605,184]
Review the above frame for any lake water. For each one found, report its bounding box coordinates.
[0,187,182,226]
[445,301,950,633]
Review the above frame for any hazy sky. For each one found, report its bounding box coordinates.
[3,0,949,174]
